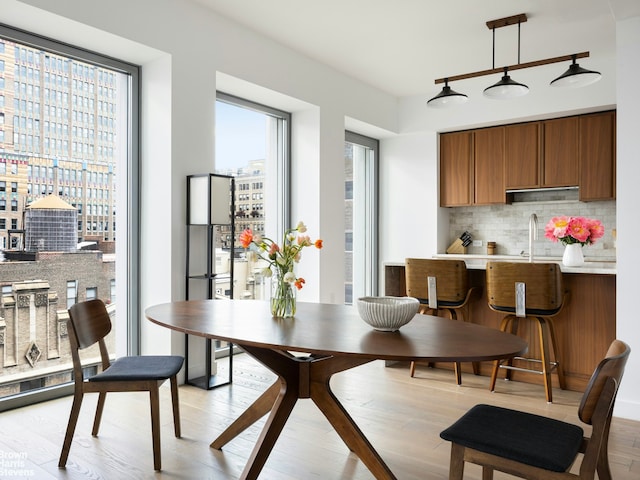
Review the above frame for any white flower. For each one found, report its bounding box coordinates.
[283,271,296,283]
[296,221,307,233]
[262,267,273,278]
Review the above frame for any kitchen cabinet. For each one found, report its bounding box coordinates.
[505,123,539,189]
[542,116,579,187]
[440,128,505,207]
[579,111,616,201]
[505,117,579,189]
[440,131,473,206]
[441,111,615,206]
[474,127,505,204]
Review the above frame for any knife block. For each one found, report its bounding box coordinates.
[446,238,468,254]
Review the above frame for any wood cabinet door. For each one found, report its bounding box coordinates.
[440,131,473,206]
[474,127,505,204]
[505,123,539,189]
[542,116,579,187]
[579,111,615,201]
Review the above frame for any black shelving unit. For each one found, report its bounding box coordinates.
[185,173,235,389]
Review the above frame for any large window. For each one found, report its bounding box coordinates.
[345,132,378,304]
[214,92,290,302]
[0,25,139,409]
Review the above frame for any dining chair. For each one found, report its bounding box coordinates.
[405,258,481,384]
[439,339,630,480]
[58,299,184,471]
[485,261,567,402]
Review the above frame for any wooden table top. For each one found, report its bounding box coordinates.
[145,299,527,362]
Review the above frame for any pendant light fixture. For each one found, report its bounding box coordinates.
[550,54,601,87]
[427,78,468,107]
[483,67,529,99]
[482,16,528,99]
[427,13,602,107]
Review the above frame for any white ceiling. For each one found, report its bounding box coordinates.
[190,0,639,98]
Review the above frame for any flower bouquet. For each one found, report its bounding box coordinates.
[544,216,604,245]
[239,221,323,317]
[544,216,604,267]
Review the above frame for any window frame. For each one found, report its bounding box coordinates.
[0,22,140,410]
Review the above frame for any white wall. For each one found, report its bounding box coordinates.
[614,14,640,420]
[6,0,639,420]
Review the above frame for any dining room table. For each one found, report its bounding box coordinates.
[145,299,528,480]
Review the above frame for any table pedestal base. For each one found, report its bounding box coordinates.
[211,346,396,480]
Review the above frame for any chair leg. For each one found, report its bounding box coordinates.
[170,375,181,438]
[489,316,513,392]
[454,362,462,385]
[58,391,84,468]
[546,317,566,390]
[150,386,162,471]
[92,391,107,436]
[482,466,494,480]
[449,443,465,480]
[409,361,417,377]
[536,318,553,403]
[597,419,613,480]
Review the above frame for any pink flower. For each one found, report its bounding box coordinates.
[544,216,604,246]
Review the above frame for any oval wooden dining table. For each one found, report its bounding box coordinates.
[145,299,527,480]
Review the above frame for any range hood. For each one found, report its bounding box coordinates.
[505,186,579,193]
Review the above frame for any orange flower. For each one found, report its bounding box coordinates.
[238,221,323,293]
[239,228,254,248]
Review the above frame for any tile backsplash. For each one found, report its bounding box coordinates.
[447,191,616,260]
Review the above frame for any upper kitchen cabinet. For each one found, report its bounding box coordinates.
[474,127,505,205]
[505,122,540,190]
[440,131,473,206]
[579,111,616,201]
[542,116,580,187]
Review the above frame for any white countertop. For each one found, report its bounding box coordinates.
[387,254,616,275]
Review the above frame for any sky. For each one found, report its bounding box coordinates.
[215,101,267,172]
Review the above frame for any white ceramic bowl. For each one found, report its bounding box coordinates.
[356,296,420,331]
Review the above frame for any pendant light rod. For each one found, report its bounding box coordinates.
[434,51,590,84]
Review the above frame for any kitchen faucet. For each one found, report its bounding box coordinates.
[529,213,538,263]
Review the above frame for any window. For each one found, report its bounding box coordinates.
[344,132,379,304]
[0,24,139,409]
[66,280,77,308]
[86,287,97,300]
[215,93,291,302]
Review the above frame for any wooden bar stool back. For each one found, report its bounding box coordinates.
[405,258,481,384]
[485,261,566,402]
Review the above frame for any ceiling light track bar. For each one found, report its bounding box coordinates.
[435,51,590,84]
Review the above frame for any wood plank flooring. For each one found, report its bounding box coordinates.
[2,353,639,479]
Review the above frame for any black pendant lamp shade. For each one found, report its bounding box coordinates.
[427,79,468,108]
[483,67,529,99]
[550,54,601,87]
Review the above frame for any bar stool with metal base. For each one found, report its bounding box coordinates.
[405,258,481,385]
[485,261,567,403]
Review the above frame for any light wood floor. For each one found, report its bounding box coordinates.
[2,354,639,479]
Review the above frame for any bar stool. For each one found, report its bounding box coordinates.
[485,261,567,403]
[405,258,481,385]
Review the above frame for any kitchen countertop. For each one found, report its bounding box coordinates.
[386,254,616,275]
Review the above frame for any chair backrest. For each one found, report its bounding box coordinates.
[405,258,468,306]
[578,339,630,425]
[67,299,112,350]
[485,261,563,315]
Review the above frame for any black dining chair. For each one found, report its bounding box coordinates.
[439,339,630,480]
[58,299,184,471]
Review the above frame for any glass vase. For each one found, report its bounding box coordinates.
[270,273,296,318]
[562,243,584,267]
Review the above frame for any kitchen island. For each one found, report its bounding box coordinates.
[384,256,616,392]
